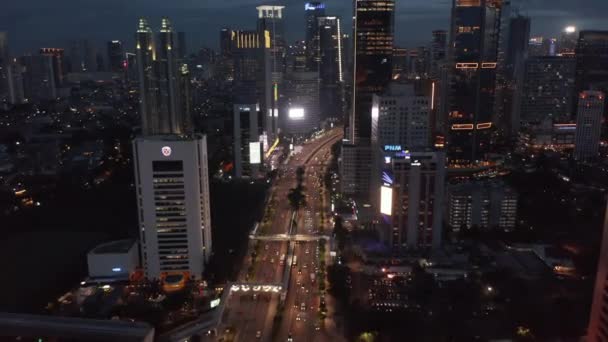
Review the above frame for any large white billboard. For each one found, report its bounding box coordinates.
[380,186,392,216]
[249,142,261,164]
[288,108,305,120]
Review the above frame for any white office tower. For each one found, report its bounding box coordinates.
[574,90,605,161]
[380,151,446,250]
[372,83,431,150]
[133,135,212,279]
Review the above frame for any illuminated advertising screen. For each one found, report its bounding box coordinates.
[249,142,261,164]
[288,108,305,120]
[380,186,392,216]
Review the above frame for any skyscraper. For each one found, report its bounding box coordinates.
[318,16,344,120]
[380,151,446,249]
[574,90,604,161]
[520,56,576,124]
[430,30,447,79]
[283,71,320,135]
[230,30,274,141]
[19,54,58,101]
[256,5,286,74]
[305,2,326,71]
[107,40,124,73]
[133,18,212,280]
[350,0,395,143]
[233,104,264,179]
[372,83,431,150]
[136,17,192,136]
[7,61,25,105]
[39,48,64,86]
[575,31,608,115]
[341,0,394,203]
[0,32,8,101]
[445,0,503,164]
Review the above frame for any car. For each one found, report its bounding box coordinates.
[287,333,293,342]
[256,331,262,338]
[296,315,301,321]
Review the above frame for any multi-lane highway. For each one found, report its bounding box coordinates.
[218,128,343,342]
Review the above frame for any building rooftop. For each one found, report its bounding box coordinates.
[90,239,136,255]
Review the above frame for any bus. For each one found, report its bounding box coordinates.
[292,255,297,266]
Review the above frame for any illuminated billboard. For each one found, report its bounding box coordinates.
[249,142,261,164]
[380,186,392,216]
[288,108,305,120]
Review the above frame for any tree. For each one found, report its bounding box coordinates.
[296,166,305,186]
[288,185,306,212]
[333,215,347,251]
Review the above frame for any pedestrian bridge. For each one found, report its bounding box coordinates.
[250,233,331,242]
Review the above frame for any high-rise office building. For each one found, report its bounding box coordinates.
[519,56,576,124]
[256,5,286,73]
[0,32,8,101]
[430,30,447,79]
[587,202,608,341]
[380,151,446,249]
[372,83,431,150]
[134,18,212,280]
[68,39,97,73]
[391,47,407,79]
[318,16,344,120]
[350,0,395,143]
[133,135,212,280]
[107,40,124,73]
[574,90,604,161]
[230,30,274,141]
[233,104,264,179]
[342,0,394,202]
[283,71,320,135]
[19,55,58,101]
[444,0,503,164]
[305,2,326,71]
[136,17,192,136]
[447,180,518,231]
[494,14,530,135]
[220,28,232,57]
[575,31,608,115]
[39,48,64,87]
[559,26,578,56]
[177,32,187,60]
[7,61,25,105]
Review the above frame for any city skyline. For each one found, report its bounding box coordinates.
[2,0,608,54]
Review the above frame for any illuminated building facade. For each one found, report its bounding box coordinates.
[230,29,274,141]
[574,90,604,161]
[19,54,58,101]
[136,17,192,136]
[318,16,344,120]
[305,2,325,71]
[133,18,211,280]
[342,0,394,202]
[0,32,7,101]
[372,83,431,151]
[283,71,320,134]
[520,56,576,123]
[447,180,517,231]
[256,5,286,74]
[133,135,212,280]
[233,104,264,179]
[380,151,446,250]
[445,0,503,164]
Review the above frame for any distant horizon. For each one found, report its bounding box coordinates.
[2,0,608,56]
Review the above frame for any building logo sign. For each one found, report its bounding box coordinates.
[384,145,402,152]
[161,146,172,157]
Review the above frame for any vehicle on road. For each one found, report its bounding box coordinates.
[256,330,262,338]
[301,302,306,311]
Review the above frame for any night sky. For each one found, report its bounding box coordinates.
[2,0,608,55]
